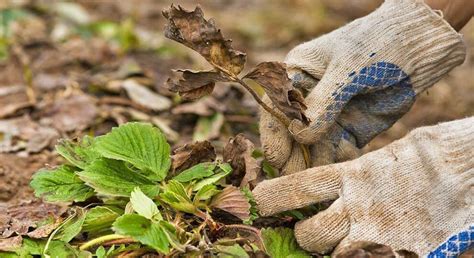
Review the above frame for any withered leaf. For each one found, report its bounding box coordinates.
[41,93,98,132]
[0,199,67,238]
[210,186,250,221]
[335,241,398,258]
[0,236,22,252]
[167,69,228,100]
[244,62,308,123]
[215,224,265,251]
[171,141,216,173]
[26,218,63,239]
[122,79,172,111]
[172,96,223,116]
[223,134,261,189]
[163,5,246,75]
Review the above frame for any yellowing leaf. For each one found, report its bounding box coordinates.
[130,187,162,221]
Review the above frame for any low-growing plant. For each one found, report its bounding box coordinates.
[0,122,310,257]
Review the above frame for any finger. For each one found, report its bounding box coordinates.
[259,96,293,170]
[280,143,306,175]
[330,124,361,162]
[288,70,351,145]
[310,135,336,167]
[295,198,350,254]
[252,163,344,216]
[335,137,361,162]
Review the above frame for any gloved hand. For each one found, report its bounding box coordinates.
[260,0,466,175]
[253,117,473,256]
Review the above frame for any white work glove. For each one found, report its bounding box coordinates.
[260,0,466,175]
[253,117,474,256]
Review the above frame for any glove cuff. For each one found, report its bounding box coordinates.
[436,117,474,174]
[370,0,466,92]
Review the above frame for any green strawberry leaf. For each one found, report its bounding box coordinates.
[82,206,122,235]
[160,180,196,214]
[193,163,232,191]
[241,187,259,225]
[94,122,171,181]
[95,246,106,258]
[113,214,170,254]
[194,184,221,203]
[79,158,160,197]
[30,165,94,202]
[173,162,215,182]
[56,136,101,169]
[54,208,86,243]
[261,228,310,258]
[215,244,249,258]
[130,187,162,221]
[10,238,89,258]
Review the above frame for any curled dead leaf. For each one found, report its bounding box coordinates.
[0,116,58,154]
[223,134,261,189]
[171,141,216,173]
[0,199,67,238]
[163,5,246,75]
[41,94,98,132]
[167,69,227,100]
[215,224,265,252]
[122,79,172,111]
[0,236,22,252]
[210,186,250,221]
[244,62,308,123]
[172,96,223,116]
[27,218,63,239]
[335,241,401,258]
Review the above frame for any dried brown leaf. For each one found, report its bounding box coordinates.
[163,5,246,75]
[0,116,58,154]
[335,241,398,258]
[0,236,22,252]
[0,85,31,119]
[171,141,216,173]
[210,186,250,221]
[41,93,98,132]
[0,199,67,238]
[223,134,261,189]
[171,96,223,116]
[167,69,227,100]
[122,79,172,111]
[27,218,63,239]
[244,62,308,123]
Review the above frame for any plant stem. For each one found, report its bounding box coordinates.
[79,234,128,250]
[211,64,311,169]
[235,77,291,126]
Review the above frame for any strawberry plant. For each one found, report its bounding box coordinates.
[0,122,309,257]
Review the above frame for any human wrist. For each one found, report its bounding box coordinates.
[424,0,474,31]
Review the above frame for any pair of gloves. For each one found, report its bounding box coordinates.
[252,0,472,256]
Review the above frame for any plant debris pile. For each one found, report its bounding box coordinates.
[0,122,311,257]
